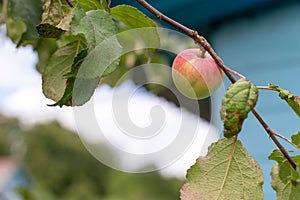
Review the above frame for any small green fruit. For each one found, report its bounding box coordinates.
[172,48,224,99]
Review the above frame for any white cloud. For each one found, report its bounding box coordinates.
[76,81,219,178]
[1,82,74,127]
[0,26,39,91]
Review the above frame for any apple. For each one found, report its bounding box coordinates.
[172,48,224,99]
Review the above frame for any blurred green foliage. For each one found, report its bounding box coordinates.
[0,115,183,199]
[0,115,21,156]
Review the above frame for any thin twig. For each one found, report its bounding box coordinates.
[136,0,297,170]
[252,109,296,169]
[257,86,278,91]
[256,86,300,151]
[272,131,300,152]
[66,0,74,8]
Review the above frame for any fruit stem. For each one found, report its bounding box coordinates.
[197,49,206,58]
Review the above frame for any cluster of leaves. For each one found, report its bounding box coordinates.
[2,0,160,107]
[269,147,300,199]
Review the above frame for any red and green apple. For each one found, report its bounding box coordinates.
[172,48,224,99]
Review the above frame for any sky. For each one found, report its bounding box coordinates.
[0,25,220,178]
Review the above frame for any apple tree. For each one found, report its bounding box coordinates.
[1,0,300,199]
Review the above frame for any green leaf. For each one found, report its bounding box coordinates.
[270,151,300,182]
[71,8,118,50]
[71,77,100,106]
[269,150,300,182]
[279,92,300,118]
[5,19,27,44]
[71,7,122,79]
[294,156,300,175]
[110,5,157,28]
[35,38,57,73]
[181,138,264,200]
[49,49,87,106]
[110,5,159,54]
[42,34,87,101]
[77,36,122,78]
[64,49,88,79]
[41,0,75,31]
[269,149,285,164]
[78,0,106,11]
[292,132,300,149]
[8,0,42,43]
[220,79,258,138]
[36,0,76,38]
[270,151,300,200]
[36,23,65,38]
[271,164,300,200]
[279,159,300,183]
[268,84,300,118]
[70,3,86,30]
[50,49,100,107]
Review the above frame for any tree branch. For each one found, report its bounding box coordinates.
[136,0,246,83]
[136,0,297,170]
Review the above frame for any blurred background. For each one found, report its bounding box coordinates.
[1,0,300,199]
